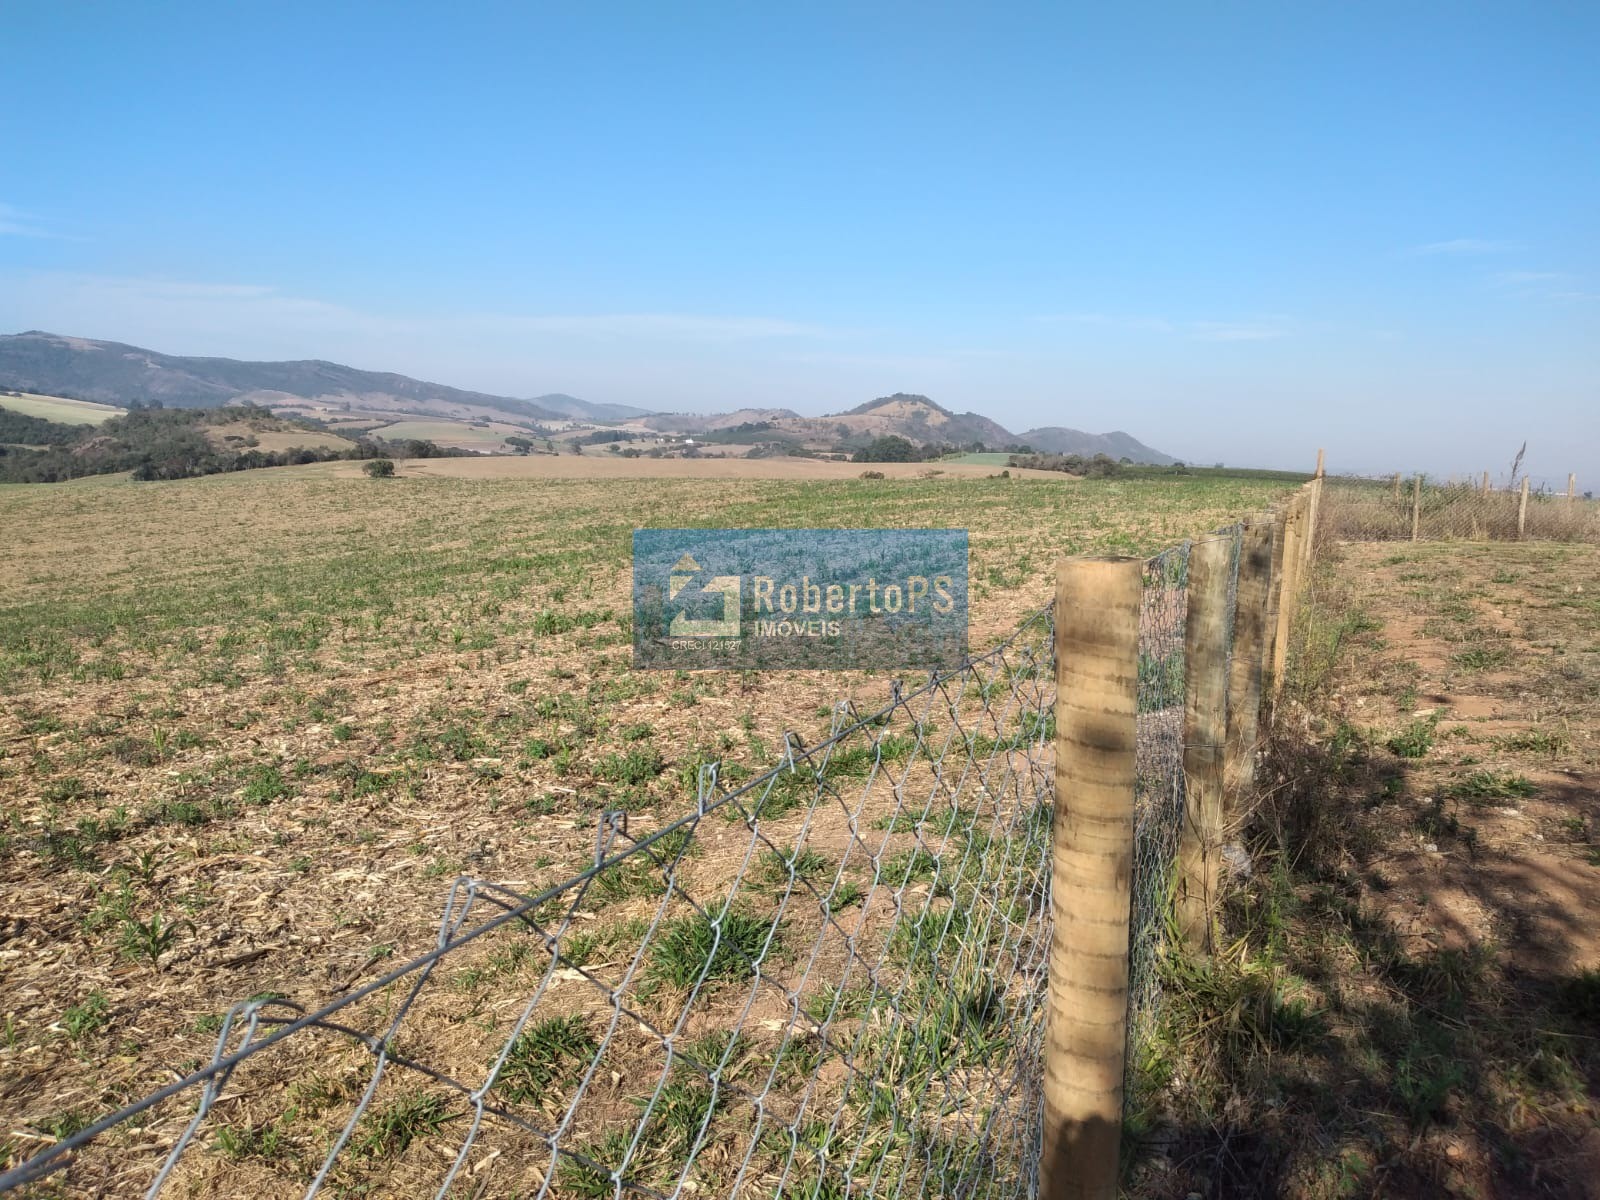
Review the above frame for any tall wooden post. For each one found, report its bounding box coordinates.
[1271,492,1306,694]
[1305,453,1325,564]
[1411,475,1422,542]
[1178,537,1231,953]
[1569,474,1577,503]
[1043,557,1140,1200]
[1481,470,1491,496]
[1518,477,1530,538]
[1392,472,1401,503]
[1225,519,1274,810]
[1304,476,1323,567]
[1260,507,1289,697]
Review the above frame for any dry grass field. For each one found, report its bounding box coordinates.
[368,420,536,455]
[0,462,1292,1194]
[203,421,356,455]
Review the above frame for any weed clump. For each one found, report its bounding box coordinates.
[493,1015,599,1103]
[597,745,665,784]
[1385,716,1436,758]
[647,908,779,988]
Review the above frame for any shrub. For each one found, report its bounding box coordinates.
[363,458,396,478]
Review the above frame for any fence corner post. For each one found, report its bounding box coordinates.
[1225,518,1274,813]
[1519,477,1530,537]
[1044,555,1140,1200]
[1177,537,1230,954]
[1411,474,1422,542]
[1569,473,1578,504]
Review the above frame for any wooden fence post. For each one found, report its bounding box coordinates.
[1392,472,1401,503]
[1043,556,1141,1200]
[1481,470,1490,496]
[1270,492,1306,695]
[1569,474,1577,503]
[1518,477,1530,538]
[1225,518,1274,811]
[1304,476,1323,567]
[1177,536,1231,953]
[1411,475,1422,542]
[1305,452,1325,564]
[1260,507,1289,697]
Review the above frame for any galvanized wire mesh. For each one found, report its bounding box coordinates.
[1319,477,1598,544]
[1128,538,1189,1045]
[1124,523,1243,1066]
[3,609,1065,1200]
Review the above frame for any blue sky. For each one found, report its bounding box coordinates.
[2,1,1595,477]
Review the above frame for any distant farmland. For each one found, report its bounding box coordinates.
[0,392,120,425]
[371,417,529,453]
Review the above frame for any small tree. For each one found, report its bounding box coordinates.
[364,458,396,478]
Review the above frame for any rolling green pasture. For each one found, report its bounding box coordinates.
[0,392,121,424]
[939,451,1012,466]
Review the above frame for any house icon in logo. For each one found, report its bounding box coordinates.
[668,553,741,638]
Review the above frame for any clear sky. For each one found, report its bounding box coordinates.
[2,1,1595,478]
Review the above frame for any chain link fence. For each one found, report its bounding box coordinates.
[1318,476,1597,544]
[3,526,1256,1199]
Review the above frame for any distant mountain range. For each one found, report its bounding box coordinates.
[526,392,655,422]
[0,331,1175,463]
[633,394,1173,463]
[0,331,583,422]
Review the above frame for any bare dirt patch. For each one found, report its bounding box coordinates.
[1332,541,1600,979]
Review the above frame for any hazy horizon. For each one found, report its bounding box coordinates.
[2,2,1595,481]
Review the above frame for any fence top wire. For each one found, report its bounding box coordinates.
[6,607,1061,1199]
